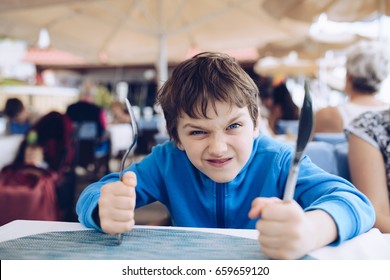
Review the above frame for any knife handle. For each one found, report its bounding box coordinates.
[116,233,123,245]
[283,164,300,201]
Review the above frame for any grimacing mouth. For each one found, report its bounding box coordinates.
[206,157,233,164]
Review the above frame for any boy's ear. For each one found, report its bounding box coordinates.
[253,109,261,138]
[176,141,185,151]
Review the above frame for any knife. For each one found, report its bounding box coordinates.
[283,79,314,201]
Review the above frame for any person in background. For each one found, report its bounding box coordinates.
[7,111,76,222]
[315,41,389,133]
[109,101,131,124]
[346,109,390,233]
[3,98,39,135]
[343,41,390,233]
[11,111,74,172]
[23,130,48,169]
[76,52,374,260]
[66,81,110,175]
[66,81,108,138]
[260,78,299,135]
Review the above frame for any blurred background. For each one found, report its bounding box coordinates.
[1,0,389,113]
[0,0,389,224]
[1,0,389,110]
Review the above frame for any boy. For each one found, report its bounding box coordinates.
[77,52,374,259]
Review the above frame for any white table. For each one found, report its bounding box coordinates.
[107,123,133,157]
[0,134,23,169]
[0,220,389,260]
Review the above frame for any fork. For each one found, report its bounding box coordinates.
[116,98,138,245]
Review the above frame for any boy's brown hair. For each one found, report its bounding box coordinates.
[156,52,259,144]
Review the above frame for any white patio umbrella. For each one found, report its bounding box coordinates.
[254,53,319,77]
[262,0,390,23]
[257,34,361,60]
[0,0,310,87]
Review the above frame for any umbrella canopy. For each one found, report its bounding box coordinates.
[262,0,390,22]
[257,34,360,60]
[23,47,88,65]
[0,0,310,85]
[254,54,319,77]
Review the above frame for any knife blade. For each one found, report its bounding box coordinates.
[283,79,314,201]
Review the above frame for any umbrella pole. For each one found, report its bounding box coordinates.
[157,34,168,90]
[378,0,387,42]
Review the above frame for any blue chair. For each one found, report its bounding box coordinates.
[275,120,299,135]
[73,121,111,176]
[304,141,351,181]
[313,133,347,145]
[334,142,350,181]
[305,142,339,176]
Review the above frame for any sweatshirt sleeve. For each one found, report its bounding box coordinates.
[295,155,375,244]
[76,143,171,230]
[76,172,119,231]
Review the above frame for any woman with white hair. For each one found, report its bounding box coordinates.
[314,41,389,133]
[344,41,390,233]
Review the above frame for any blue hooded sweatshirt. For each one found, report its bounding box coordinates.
[76,135,375,244]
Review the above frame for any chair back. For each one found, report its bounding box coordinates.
[76,122,99,140]
[304,140,350,181]
[305,142,339,176]
[275,120,299,135]
[313,133,347,145]
[334,142,350,181]
[72,121,110,175]
[73,122,99,168]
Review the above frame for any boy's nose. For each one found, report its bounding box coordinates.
[208,135,228,156]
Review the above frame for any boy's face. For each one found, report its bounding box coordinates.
[176,101,260,183]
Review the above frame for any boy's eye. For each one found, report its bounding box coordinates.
[227,123,241,130]
[189,130,206,136]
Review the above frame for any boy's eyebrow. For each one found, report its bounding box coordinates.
[226,113,246,123]
[181,112,246,130]
[181,123,204,130]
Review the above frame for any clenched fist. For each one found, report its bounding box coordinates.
[98,171,137,235]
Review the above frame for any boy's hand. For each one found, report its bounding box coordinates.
[248,197,317,260]
[98,171,137,235]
